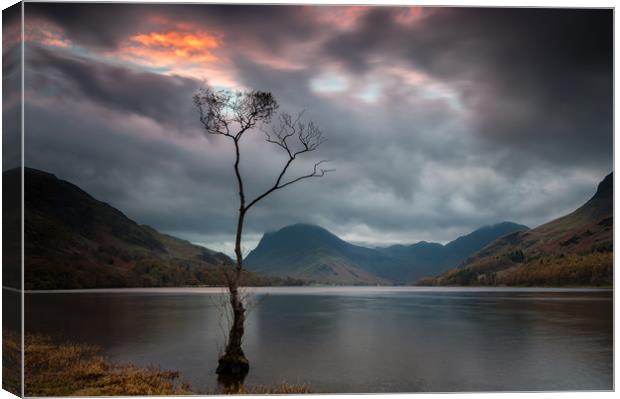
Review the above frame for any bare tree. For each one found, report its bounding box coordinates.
[194,88,331,385]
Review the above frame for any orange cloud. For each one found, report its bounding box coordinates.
[126,30,221,63]
[112,25,241,87]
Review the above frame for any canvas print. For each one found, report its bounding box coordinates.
[1,2,614,396]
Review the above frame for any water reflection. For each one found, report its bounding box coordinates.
[25,288,612,393]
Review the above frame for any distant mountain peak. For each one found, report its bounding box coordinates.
[246,221,529,284]
[475,221,530,231]
[410,240,444,249]
[269,223,331,234]
[258,223,344,246]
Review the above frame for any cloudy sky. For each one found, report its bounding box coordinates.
[6,3,613,255]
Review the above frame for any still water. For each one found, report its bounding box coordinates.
[25,287,613,393]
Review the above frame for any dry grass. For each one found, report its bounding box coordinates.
[216,383,312,395]
[24,334,191,396]
[11,332,313,396]
[2,328,22,395]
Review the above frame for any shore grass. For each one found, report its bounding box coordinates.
[2,329,22,395]
[15,332,311,395]
[215,384,312,395]
[25,334,192,396]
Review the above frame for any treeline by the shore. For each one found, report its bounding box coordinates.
[26,251,614,290]
[26,258,308,290]
[417,252,613,287]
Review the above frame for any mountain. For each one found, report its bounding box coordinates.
[18,165,606,288]
[244,224,391,284]
[443,221,531,262]
[244,222,529,284]
[425,172,613,286]
[377,221,529,281]
[16,167,294,290]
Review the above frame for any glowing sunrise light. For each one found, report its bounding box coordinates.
[127,30,220,63]
[111,26,242,86]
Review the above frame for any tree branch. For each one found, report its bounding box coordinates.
[277,160,334,190]
[194,88,278,141]
[244,111,332,211]
[195,88,332,265]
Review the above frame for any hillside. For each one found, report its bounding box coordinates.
[378,221,529,281]
[424,172,613,287]
[16,166,606,288]
[17,167,296,289]
[245,222,528,284]
[244,224,391,284]
[3,168,22,289]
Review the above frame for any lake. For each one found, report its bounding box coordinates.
[24,286,613,393]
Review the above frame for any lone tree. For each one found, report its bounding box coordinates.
[194,88,331,384]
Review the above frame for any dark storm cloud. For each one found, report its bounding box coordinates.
[228,52,603,241]
[230,53,465,204]
[24,93,241,235]
[26,44,202,134]
[19,5,613,252]
[325,8,612,82]
[323,7,613,171]
[27,3,321,53]
[173,4,320,52]
[27,3,145,49]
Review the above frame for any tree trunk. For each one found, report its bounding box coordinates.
[216,285,249,386]
[216,210,249,386]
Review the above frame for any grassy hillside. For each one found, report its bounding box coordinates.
[17,168,301,289]
[422,173,613,287]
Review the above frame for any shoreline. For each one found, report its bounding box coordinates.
[15,285,613,294]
